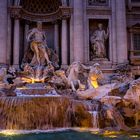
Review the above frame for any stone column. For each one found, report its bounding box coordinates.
[116,0,128,64]
[7,0,12,64]
[73,0,84,62]
[24,24,29,52]
[70,15,74,63]
[61,19,68,66]
[13,19,20,66]
[54,22,59,55]
[111,0,117,65]
[0,0,7,64]
[69,0,74,63]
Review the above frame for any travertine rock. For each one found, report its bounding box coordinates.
[124,78,140,102]
[77,83,116,100]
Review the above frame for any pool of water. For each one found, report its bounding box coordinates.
[0,130,140,140]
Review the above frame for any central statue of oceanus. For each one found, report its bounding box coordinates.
[26,22,51,66]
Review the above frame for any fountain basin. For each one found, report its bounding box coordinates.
[0,129,140,140]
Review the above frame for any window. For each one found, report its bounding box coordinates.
[131,0,140,2]
[128,0,140,10]
[88,0,109,6]
[133,33,140,56]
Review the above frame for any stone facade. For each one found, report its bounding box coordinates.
[0,0,140,77]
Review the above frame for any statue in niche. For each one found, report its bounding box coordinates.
[26,22,51,66]
[90,23,109,58]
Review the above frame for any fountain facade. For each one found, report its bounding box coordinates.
[0,31,140,131]
[0,1,140,134]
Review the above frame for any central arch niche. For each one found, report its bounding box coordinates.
[18,0,62,64]
[10,0,71,66]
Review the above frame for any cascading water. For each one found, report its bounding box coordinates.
[88,100,101,129]
[0,97,93,130]
[93,111,99,128]
[90,111,99,129]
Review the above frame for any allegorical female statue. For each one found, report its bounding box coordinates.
[26,22,51,66]
[90,23,109,58]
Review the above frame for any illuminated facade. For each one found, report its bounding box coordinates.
[0,0,140,76]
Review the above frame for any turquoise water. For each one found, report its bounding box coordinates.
[0,130,140,140]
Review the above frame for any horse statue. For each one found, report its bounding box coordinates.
[66,62,103,91]
[81,63,103,89]
[66,61,85,91]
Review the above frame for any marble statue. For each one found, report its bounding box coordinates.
[0,66,16,85]
[6,66,16,84]
[50,70,69,89]
[76,63,117,100]
[81,63,103,89]
[87,63,103,89]
[23,63,55,83]
[66,61,86,91]
[26,22,51,66]
[90,23,109,58]
[0,66,17,91]
[0,67,8,84]
[49,62,86,91]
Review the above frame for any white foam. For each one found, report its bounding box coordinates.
[0,128,100,135]
[15,89,60,97]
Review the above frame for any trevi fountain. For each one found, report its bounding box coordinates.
[0,22,140,140]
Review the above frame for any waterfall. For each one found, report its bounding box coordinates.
[88,100,101,129]
[92,111,99,128]
[0,97,92,130]
[89,111,99,129]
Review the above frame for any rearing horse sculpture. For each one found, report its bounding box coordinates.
[66,62,103,91]
[66,61,85,91]
[81,63,103,89]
